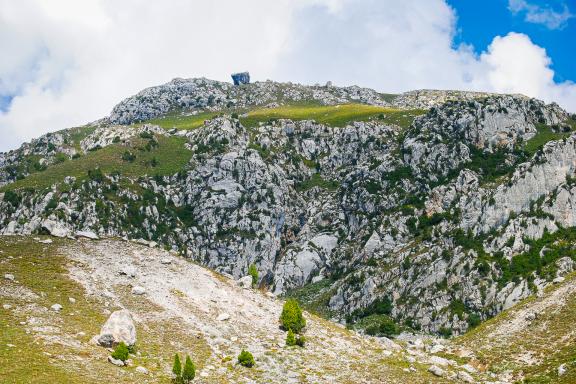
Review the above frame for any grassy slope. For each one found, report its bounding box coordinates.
[524,123,575,156]
[452,272,576,383]
[240,104,426,129]
[2,135,191,191]
[141,111,219,131]
[0,237,210,383]
[0,237,455,384]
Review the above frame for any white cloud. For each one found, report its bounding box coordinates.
[508,0,573,29]
[478,32,576,111]
[0,0,575,152]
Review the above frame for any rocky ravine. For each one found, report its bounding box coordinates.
[1,78,576,337]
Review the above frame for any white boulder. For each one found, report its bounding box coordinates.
[97,309,137,347]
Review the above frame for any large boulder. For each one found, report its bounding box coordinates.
[41,219,70,238]
[97,309,136,347]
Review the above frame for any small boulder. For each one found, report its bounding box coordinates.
[97,309,137,347]
[558,363,567,376]
[135,366,148,374]
[69,297,76,304]
[237,276,253,288]
[131,286,146,295]
[120,266,137,278]
[4,273,14,281]
[3,304,12,310]
[51,304,63,312]
[75,230,99,240]
[428,365,444,377]
[160,258,172,265]
[41,219,70,238]
[457,371,474,383]
[108,356,125,367]
[217,313,230,321]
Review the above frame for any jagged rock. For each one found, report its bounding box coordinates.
[97,309,137,347]
[1,77,575,336]
[427,365,444,377]
[41,219,70,238]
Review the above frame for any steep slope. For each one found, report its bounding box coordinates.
[1,236,484,383]
[452,272,576,383]
[1,78,576,339]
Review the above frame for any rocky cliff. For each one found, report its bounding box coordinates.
[1,77,576,336]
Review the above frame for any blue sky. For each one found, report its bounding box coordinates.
[0,0,575,152]
[449,0,575,83]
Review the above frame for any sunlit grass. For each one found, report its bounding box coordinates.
[240,103,425,129]
[2,135,191,191]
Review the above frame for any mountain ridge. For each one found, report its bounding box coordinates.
[1,77,576,341]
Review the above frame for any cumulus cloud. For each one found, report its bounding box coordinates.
[0,0,575,152]
[508,0,573,29]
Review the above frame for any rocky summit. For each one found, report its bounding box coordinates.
[2,77,576,383]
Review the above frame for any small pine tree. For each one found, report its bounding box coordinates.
[248,264,258,287]
[111,342,129,362]
[280,299,306,333]
[182,355,195,383]
[285,329,296,346]
[238,350,255,368]
[172,354,182,377]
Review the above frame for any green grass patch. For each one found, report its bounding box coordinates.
[524,123,574,156]
[295,173,339,192]
[142,111,220,131]
[2,136,192,191]
[284,279,334,318]
[240,103,425,128]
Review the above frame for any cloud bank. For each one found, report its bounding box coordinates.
[0,0,575,152]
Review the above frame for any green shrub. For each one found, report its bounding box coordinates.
[121,151,136,162]
[280,299,306,333]
[3,190,21,207]
[295,335,306,347]
[182,355,195,382]
[238,350,255,368]
[378,317,399,337]
[286,329,296,346]
[172,353,182,377]
[467,313,482,328]
[87,168,104,182]
[111,342,129,362]
[439,327,453,338]
[248,264,258,287]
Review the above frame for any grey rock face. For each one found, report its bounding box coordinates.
[2,79,576,336]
